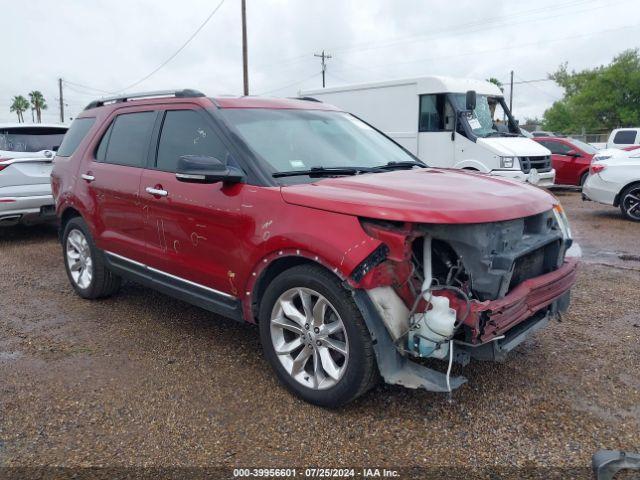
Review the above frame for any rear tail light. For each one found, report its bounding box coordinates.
[590,164,606,175]
[0,158,11,172]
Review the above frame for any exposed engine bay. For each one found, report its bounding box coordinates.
[353,206,578,393]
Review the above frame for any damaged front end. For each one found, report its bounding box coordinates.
[350,206,578,393]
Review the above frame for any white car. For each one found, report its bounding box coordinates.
[591,145,640,163]
[0,123,68,226]
[583,151,640,221]
[0,123,67,160]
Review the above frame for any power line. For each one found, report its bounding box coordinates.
[339,23,640,71]
[333,0,605,55]
[62,80,110,94]
[514,74,562,101]
[111,0,226,94]
[257,72,321,96]
[254,0,604,71]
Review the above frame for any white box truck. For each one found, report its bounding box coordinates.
[302,76,555,186]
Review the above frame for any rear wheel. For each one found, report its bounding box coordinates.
[579,171,589,187]
[619,184,640,222]
[62,217,121,298]
[259,264,378,407]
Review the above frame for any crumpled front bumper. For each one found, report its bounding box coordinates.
[461,257,578,344]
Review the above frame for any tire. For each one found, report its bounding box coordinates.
[259,264,378,407]
[619,184,640,222]
[62,217,121,299]
[579,171,589,187]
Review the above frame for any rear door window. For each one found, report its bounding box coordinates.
[155,110,231,172]
[0,127,68,153]
[540,140,571,155]
[57,118,95,156]
[613,130,637,145]
[101,111,157,167]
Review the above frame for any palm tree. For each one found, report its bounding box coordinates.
[9,95,30,123]
[28,91,48,123]
[486,77,504,92]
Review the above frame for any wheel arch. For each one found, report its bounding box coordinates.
[244,250,349,324]
[578,168,590,186]
[58,206,82,243]
[614,180,640,206]
[454,159,489,173]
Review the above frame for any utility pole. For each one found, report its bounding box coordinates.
[58,78,64,123]
[314,50,332,88]
[241,0,249,96]
[509,70,514,114]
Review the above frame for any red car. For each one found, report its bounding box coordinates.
[51,90,577,407]
[533,136,598,186]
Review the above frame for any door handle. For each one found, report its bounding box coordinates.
[145,186,168,197]
[81,173,95,182]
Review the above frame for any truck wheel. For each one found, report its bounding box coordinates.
[62,217,121,299]
[619,184,640,222]
[259,264,378,407]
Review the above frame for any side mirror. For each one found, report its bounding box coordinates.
[465,90,477,111]
[175,155,244,184]
[566,149,582,158]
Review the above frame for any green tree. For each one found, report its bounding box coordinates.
[542,49,640,133]
[28,90,48,123]
[9,95,30,123]
[486,77,504,92]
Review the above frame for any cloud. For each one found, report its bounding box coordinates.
[2,0,639,127]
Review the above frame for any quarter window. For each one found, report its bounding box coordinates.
[99,111,156,167]
[156,110,230,172]
[613,130,637,145]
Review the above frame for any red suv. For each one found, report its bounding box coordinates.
[52,90,577,407]
[533,136,598,186]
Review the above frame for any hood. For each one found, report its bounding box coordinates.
[281,168,556,224]
[477,137,551,157]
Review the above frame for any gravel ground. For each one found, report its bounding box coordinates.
[0,190,638,477]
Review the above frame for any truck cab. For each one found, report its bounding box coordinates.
[303,76,555,186]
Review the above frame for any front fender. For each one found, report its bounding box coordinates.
[242,242,381,323]
[453,159,490,172]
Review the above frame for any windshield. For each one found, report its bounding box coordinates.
[0,127,67,153]
[567,138,598,154]
[450,94,518,138]
[221,109,418,175]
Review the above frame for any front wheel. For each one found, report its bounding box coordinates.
[259,264,378,407]
[619,184,640,222]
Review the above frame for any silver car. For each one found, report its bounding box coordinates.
[0,123,68,226]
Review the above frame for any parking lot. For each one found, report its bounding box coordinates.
[1,189,638,472]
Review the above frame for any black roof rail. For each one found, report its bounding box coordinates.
[84,89,206,110]
[290,96,322,103]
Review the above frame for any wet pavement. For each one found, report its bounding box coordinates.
[0,190,638,473]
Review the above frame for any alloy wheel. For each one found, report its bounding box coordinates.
[270,287,349,390]
[622,187,640,220]
[66,229,93,289]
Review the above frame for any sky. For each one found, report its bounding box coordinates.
[3,0,640,125]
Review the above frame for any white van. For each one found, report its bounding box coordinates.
[605,128,640,149]
[302,76,555,186]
